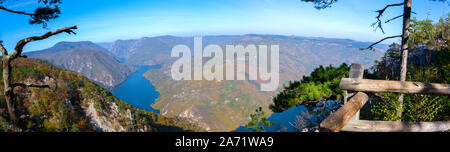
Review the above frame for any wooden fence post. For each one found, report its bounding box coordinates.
[346,63,364,121]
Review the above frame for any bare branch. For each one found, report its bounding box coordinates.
[11,26,77,59]
[361,35,402,50]
[385,15,403,24]
[13,83,50,88]
[0,5,34,16]
[375,3,405,19]
[372,3,405,33]
[0,41,8,56]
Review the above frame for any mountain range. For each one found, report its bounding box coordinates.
[99,34,387,131]
[26,41,136,89]
[25,34,388,131]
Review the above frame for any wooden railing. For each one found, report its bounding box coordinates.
[319,63,450,132]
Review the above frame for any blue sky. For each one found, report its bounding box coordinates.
[0,0,448,52]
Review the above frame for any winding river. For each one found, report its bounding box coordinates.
[112,65,310,131]
[112,65,161,114]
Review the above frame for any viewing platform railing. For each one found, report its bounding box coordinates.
[319,63,450,132]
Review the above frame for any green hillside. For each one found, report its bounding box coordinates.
[27,41,136,89]
[0,58,203,132]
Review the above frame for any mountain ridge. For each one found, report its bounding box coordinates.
[22,34,389,131]
[26,41,136,89]
[97,34,388,131]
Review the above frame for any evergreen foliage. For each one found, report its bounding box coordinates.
[369,16,449,122]
[270,63,349,113]
[245,107,274,132]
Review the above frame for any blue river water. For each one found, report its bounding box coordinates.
[112,65,310,131]
[111,65,161,114]
[233,105,308,132]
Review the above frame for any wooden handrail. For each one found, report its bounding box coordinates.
[342,120,450,132]
[320,92,369,132]
[321,63,450,132]
[340,78,450,95]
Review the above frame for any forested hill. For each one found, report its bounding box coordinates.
[26,41,136,89]
[0,58,203,132]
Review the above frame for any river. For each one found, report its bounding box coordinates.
[112,65,311,131]
[233,105,308,132]
[111,65,161,114]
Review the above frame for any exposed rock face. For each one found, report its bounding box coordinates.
[178,105,210,132]
[107,39,138,60]
[83,100,129,132]
[105,36,191,65]
[27,41,136,88]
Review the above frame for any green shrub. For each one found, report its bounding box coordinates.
[271,63,348,112]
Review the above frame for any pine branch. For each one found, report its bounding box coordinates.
[0,5,34,16]
[11,26,77,60]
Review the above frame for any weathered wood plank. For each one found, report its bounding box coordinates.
[346,63,364,120]
[342,120,450,132]
[340,78,450,95]
[320,92,369,132]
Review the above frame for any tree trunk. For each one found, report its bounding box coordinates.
[398,0,412,120]
[2,57,18,126]
[0,26,76,129]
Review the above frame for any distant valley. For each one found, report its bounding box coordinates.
[99,34,387,131]
[28,34,387,131]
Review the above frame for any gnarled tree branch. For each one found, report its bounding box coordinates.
[0,5,43,26]
[361,35,402,50]
[0,6,34,16]
[11,26,77,60]
[372,3,405,33]
[0,3,62,28]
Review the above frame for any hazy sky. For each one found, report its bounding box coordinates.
[0,0,449,52]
